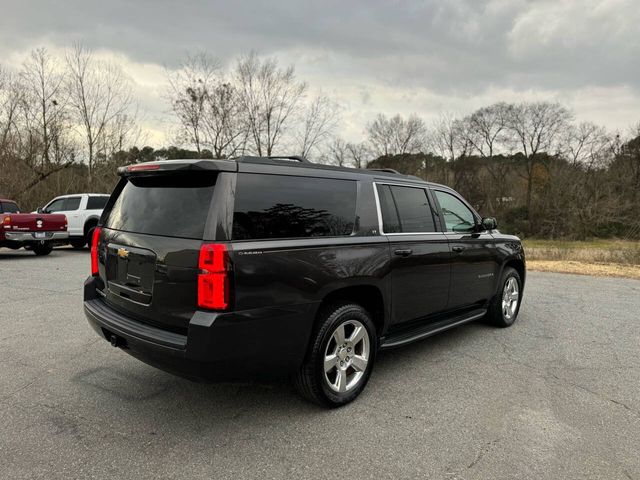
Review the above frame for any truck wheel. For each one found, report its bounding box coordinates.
[486,267,522,328]
[294,303,377,407]
[32,243,53,256]
[70,238,86,249]
[86,227,96,247]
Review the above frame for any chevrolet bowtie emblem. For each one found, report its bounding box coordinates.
[117,248,130,259]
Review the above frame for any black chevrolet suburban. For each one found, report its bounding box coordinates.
[84,156,525,406]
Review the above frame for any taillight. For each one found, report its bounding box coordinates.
[198,243,230,310]
[90,227,102,276]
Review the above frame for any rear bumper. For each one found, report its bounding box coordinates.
[83,277,317,381]
[4,231,68,241]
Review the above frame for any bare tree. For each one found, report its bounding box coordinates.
[202,81,248,158]
[166,52,219,154]
[0,68,23,155]
[429,113,469,163]
[235,52,307,156]
[295,94,340,159]
[20,48,69,166]
[366,113,426,157]
[462,103,510,158]
[65,44,136,178]
[505,101,572,216]
[346,141,369,168]
[328,136,348,166]
[560,121,611,168]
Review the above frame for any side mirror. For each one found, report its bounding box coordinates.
[481,217,498,230]
[36,206,44,214]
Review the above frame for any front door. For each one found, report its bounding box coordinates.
[432,189,499,309]
[376,183,451,325]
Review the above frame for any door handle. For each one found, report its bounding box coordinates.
[394,248,413,257]
[452,246,465,252]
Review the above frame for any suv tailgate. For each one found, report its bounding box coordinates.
[96,171,219,333]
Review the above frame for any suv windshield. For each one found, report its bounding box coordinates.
[105,173,217,239]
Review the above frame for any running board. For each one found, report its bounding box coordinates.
[380,309,487,350]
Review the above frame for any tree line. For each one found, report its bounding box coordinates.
[1,46,639,239]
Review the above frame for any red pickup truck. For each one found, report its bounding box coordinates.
[1,198,68,255]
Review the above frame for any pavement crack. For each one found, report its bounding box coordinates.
[467,438,500,469]
[545,372,639,418]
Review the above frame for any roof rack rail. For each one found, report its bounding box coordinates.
[267,155,310,163]
[367,168,401,174]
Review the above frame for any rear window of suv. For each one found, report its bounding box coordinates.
[232,173,357,240]
[105,174,217,239]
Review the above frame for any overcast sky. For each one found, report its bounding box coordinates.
[1,0,638,145]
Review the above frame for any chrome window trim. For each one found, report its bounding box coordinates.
[372,181,443,236]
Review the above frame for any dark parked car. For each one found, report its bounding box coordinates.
[84,156,525,406]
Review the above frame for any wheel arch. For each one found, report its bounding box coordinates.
[83,216,100,236]
[502,257,526,290]
[314,282,387,337]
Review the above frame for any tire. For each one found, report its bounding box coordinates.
[486,267,522,327]
[86,227,96,247]
[70,238,86,249]
[32,242,53,256]
[294,302,377,407]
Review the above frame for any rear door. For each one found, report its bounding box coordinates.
[375,183,450,325]
[46,196,83,236]
[98,172,220,333]
[432,189,499,309]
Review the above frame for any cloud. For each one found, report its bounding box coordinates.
[1,0,637,143]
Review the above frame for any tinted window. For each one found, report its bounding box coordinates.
[87,196,109,210]
[233,174,356,240]
[45,198,65,212]
[378,185,435,233]
[105,173,217,239]
[434,190,476,233]
[64,197,81,211]
[1,201,19,213]
[376,185,401,233]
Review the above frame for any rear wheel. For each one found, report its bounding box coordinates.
[70,238,86,249]
[294,303,377,407]
[32,242,53,256]
[486,267,522,327]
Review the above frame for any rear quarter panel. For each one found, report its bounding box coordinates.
[231,237,390,312]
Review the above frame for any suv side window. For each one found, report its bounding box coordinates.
[233,174,357,240]
[64,197,82,211]
[434,190,476,233]
[376,185,401,233]
[87,196,108,210]
[377,184,436,233]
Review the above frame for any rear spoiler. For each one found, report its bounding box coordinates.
[118,159,238,176]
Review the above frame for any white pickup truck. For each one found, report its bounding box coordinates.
[37,193,109,248]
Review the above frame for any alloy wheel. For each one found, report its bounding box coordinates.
[323,320,370,393]
[502,276,519,320]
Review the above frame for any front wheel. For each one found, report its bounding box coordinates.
[486,267,522,327]
[32,242,53,256]
[294,303,377,407]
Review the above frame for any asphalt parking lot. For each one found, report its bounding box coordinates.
[1,247,639,479]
